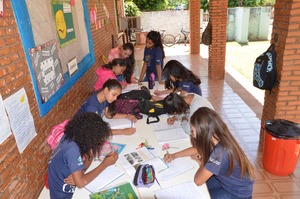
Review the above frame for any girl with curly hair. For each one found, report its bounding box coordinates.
[154,59,202,97]
[48,112,118,199]
[164,107,254,199]
[138,30,165,84]
[77,79,136,135]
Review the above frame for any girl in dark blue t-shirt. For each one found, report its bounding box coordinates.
[48,112,117,199]
[154,59,202,98]
[138,31,165,85]
[164,107,254,199]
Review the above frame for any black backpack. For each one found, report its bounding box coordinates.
[253,43,277,91]
[138,99,166,124]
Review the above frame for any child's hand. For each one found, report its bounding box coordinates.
[164,153,175,163]
[158,81,165,85]
[154,90,160,95]
[123,128,136,135]
[127,114,137,122]
[64,174,75,185]
[102,152,118,167]
[167,117,175,125]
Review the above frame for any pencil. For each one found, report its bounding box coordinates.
[131,120,133,128]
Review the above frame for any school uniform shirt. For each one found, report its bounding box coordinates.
[179,81,202,96]
[94,67,117,91]
[144,46,163,78]
[180,94,214,134]
[75,92,109,117]
[48,136,85,199]
[205,144,254,198]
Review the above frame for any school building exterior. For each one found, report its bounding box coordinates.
[0,0,299,198]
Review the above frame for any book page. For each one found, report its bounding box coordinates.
[154,181,206,199]
[118,147,168,179]
[150,120,181,132]
[154,128,189,144]
[122,84,140,93]
[118,147,155,169]
[157,158,194,181]
[85,165,125,193]
[103,117,135,129]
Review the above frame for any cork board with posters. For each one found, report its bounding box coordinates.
[11,0,95,117]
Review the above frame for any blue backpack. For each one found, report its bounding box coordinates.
[253,43,277,91]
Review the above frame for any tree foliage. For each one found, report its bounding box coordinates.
[132,0,168,11]
[124,1,141,16]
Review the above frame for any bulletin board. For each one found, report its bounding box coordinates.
[11,0,95,117]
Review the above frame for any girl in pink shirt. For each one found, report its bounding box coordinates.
[108,43,135,83]
[94,58,126,91]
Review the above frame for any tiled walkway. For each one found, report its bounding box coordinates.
[142,44,300,199]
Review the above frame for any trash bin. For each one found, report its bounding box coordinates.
[263,119,300,176]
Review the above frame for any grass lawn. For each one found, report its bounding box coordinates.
[225,41,271,83]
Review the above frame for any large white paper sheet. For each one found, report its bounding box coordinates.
[4,88,37,153]
[154,181,206,199]
[154,128,189,144]
[0,95,11,144]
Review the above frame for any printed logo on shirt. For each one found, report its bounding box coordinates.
[77,156,84,166]
[62,183,76,193]
[209,157,221,166]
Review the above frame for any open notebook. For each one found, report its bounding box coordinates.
[85,165,124,193]
[157,158,194,181]
[153,181,206,199]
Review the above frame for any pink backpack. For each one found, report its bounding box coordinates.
[47,119,69,150]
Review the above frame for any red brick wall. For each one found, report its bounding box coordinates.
[189,0,200,54]
[208,0,228,79]
[0,1,116,198]
[260,0,300,141]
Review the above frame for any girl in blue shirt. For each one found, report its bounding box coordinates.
[48,112,117,199]
[76,79,136,135]
[164,107,254,199]
[154,59,202,97]
[138,31,165,85]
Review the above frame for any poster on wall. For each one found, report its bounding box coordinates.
[4,88,37,154]
[52,0,76,47]
[0,95,11,144]
[29,40,64,103]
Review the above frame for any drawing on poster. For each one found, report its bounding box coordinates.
[29,40,64,103]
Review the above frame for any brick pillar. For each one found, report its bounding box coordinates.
[189,0,200,54]
[208,0,228,79]
[260,0,300,141]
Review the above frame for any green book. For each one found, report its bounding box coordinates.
[89,182,138,199]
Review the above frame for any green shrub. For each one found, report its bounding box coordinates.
[125,1,141,16]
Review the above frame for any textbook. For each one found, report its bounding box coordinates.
[85,165,125,193]
[89,182,138,199]
[118,147,168,179]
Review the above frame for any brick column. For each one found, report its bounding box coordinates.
[189,0,200,54]
[260,0,300,141]
[208,0,228,79]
